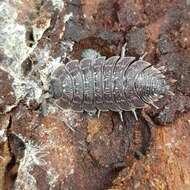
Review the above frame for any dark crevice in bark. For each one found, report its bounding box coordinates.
[4,116,25,190]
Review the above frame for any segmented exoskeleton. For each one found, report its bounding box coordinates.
[49,44,169,121]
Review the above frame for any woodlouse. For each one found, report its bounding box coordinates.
[49,44,170,121]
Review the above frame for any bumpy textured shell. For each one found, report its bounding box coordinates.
[49,56,169,112]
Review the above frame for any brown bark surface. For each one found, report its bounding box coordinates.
[0,0,189,189]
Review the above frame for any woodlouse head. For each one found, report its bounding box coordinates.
[49,78,63,99]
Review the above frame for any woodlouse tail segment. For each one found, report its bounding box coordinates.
[134,65,170,108]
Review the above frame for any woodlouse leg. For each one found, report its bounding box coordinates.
[131,109,138,121]
[53,102,77,132]
[97,110,101,119]
[87,110,97,117]
[168,91,175,96]
[150,101,159,109]
[40,92,53,116]
[141,109,157,128]
[168,79,177,84]
[40,99,48,116]
[158,66,167,72]
[121,43,127,58]
[64,57,72,64]
[139,52,148,60]
[118,111,124,122]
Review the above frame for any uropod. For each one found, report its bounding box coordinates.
[49,43,170,122]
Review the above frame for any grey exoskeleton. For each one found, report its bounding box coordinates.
[49,43,170,121]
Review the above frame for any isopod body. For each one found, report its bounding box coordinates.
[49,51,169,120]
